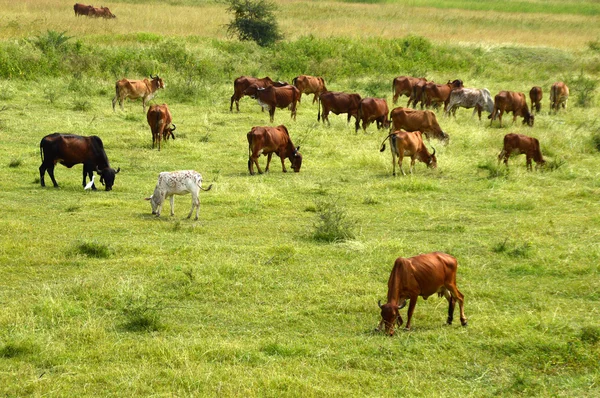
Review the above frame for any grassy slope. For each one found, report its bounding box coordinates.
[1,1,599,396]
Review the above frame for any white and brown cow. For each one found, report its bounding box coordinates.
[445,88,494,120]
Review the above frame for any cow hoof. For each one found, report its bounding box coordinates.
[461,320,468,327]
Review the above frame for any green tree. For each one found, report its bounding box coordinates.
[224,0,282,47]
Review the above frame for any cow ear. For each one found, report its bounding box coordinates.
[144,196,152,201]
[296,146,300,151]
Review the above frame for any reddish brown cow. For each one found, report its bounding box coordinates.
[377,252,467,335]
[317,91,362,126]
[423,79,463,111]
[247,125,302,175]
[408,79,429,109]
[292,75,327,104]
[147,104,176,151]
[529,86,542,113]
[230,76,280,112]
[112,75,165,112]
[550,81,569,113]
[390,107,449,143]
[392,76,426,105]
[498,133,545,170]
[489,91,534,127]
[74,3,93,16]
[244,84,300,122]
[355,97,390,132]
[379,131,436,176]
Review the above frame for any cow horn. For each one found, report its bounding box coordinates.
[398,299,407,310]
[150,74,156,79]
[115,167,121,174]
[296,146,300,151]
[378,300,383,309]
[431,147,436,156]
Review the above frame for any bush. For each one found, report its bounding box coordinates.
[224,0,282,47]
[570,70,598,107]
[312,200,356,243]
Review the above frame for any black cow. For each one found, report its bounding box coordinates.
[39,133,120,191]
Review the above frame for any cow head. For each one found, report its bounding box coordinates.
[150,74,165,89]
[97,167,120,191]
[145,194,160,215]
[243,84,260,99]
[378,300,407,336]
[164,123,176,141]
[290,147,302,172]
[522,112,534,127]
[427,147,437,169]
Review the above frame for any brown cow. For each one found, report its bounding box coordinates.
[529,86,542,113]
[229,76,286,112]
[550,81,569,113]
[408,79,428,109]
[379,131,436,176]
[377,252,467,335]
[247,125,302,175]
[112,75,165,112]
[392,76,426,105]
[244,84,300,122]
[489,91,534,127]
[147,104,176,151]
[317,91,362,126]
[292,75,327,104]
[498,133,545,170]
[91,6,116,18]
[355,97,390,132]
[423,79,463,111]
[390,107,449,143]
[74,3,93,16]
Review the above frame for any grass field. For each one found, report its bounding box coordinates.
[1,0,599,396]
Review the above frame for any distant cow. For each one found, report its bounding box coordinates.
[230,76,287,112]
[91,6,116,19]
[445,87,494,120]
[489,91,534,127]
[39,133,120,191]
[244,84,300,122]
[379,131,436,176]
[317,91,362,126]
[498,133,545,170]
[292,75,327,104]
[147,104,176,151]
[377,252,467,334]
[408,79,429,109]
[74,3,93,16]
[390,107,449,143]
[392,76,426,105]
[112,75,165,112]
[247,125,302,175]
[355,97,390,132]
[529,86,542,113]
[145,170,212,220]
[550,82,569,113]
[423,79,463,111]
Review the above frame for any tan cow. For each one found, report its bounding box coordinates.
[390,107,449,143]
[489,91,534,127]
[550,82,569,113]
[423,79,463,111]
[292,75,327,104]
[112,75,165,112]
[247,125,302,175]
[379,131,436,176]
[392,76,426,105]
[377,252,467,334]
[498,133,545,170]
[147,104,176,151]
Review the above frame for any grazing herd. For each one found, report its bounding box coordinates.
[38,9,573,331]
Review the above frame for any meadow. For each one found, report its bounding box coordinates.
[0,0,599,396]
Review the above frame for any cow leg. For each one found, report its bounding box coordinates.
[279,155,287,173]
[45,164,58,188]
[409,157,416,175]
[269,107,275,123]
[112,96,117,112]
[265,153,273,173]
[447,285,467,326]
[390,139,397,176]
[399,154,406,176]
[169,195,175,216]
[526,155,533,171]
[442,289,455,325]
[187,192,199,220]
[405,295,418,330]
[291,102,297,121]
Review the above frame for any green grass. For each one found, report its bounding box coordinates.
[0,0,599,396]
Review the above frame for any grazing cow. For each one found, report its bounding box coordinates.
[445,87,494,120]
[550,82,569,113]
[390,107,449,143]
[529,86,542,113]
[392,76,426,105]
[92,6,116,18]
[247,125,302,175]
[229,76,287,112]
[244,84,300,122]
[498,133,545,170]
[317,91,362,126]
[112,75,165,112]
[377,252,467,334]
[146,104,176,151]
[292,75,327,104]
[423,79,463,111]
[379,131,436,176]
[355,97,390,132]
[489,91,534,127]
[74,3,93,16]
[408,79,429,109]
[39,133,120,191]
[145,170,212,220]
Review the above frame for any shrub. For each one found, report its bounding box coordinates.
[31,30,72,54]
[312,199,356,243]
[224,0,282,47]
[121,295,162,332]
[8,158,22,168]
[570,70,598,107]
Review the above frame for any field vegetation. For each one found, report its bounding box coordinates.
[0,0,599,396]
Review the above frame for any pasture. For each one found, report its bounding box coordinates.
[1,0,599,396]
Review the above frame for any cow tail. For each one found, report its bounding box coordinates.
[317,95,321,121]
[39,139,44,163]
[379,133,396,152]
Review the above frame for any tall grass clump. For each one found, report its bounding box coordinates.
[121,294,163,332]
[311,199,356,243]
[70,240,112,258]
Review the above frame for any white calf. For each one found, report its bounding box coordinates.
[145,170,212,220]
